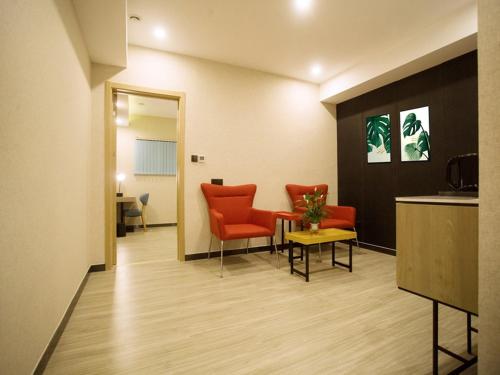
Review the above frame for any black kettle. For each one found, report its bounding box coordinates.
[446,153,478,192]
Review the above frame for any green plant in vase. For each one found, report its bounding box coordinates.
[297,187,327,232]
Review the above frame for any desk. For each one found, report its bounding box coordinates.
[116,196,136,237]
[285,228,356,282]
[396,195,478,373]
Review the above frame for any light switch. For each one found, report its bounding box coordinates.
[199,155,205,163]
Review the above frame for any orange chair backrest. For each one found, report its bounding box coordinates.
[201,183,256,224]
[285,184,329,210]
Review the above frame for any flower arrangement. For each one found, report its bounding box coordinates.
[297,187,327,226]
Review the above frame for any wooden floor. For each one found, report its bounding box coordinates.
[45,229,477,374]
[117,226,178,266]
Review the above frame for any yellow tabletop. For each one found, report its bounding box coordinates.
[285,228,356,245]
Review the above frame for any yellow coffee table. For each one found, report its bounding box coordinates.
[285,228,357,282]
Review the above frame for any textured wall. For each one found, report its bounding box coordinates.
[90,45,338,260]
[478,0,500,371]
[337,52,478,249]
[0,0,92,373]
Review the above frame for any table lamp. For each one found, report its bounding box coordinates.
[116,173,126,197]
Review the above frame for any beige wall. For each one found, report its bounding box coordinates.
[478,0,500,372]
[117,114,177,225]
[91,45,337,260]
[0,0,92,373]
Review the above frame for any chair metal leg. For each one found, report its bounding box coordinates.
[246,238,250,254]
[208,235,213,259]
[353,227,360,250]
[220,240,224,278]
[273,235,280,269]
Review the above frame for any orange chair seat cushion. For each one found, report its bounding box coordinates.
[319,218,353,229]
[223,224,273,240]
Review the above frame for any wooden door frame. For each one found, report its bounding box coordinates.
[104,81,186,269]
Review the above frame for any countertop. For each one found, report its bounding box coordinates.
[395,195,479,205]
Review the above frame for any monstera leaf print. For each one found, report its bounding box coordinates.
[367,115,391,151]
[400,107,431,162]
[417,130,430,156]
[402,113,422,137]
[404,144,422,160]
[404,130,430,160]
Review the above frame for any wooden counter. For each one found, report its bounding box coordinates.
[396,196,478,314]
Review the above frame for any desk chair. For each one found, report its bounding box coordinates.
[125,193,149,232]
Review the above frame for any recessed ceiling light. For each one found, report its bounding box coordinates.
[153,27,167,40]
[294,0,313,13]
[311,64,322,76]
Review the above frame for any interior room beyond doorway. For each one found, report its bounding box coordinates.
[115,93,179,265]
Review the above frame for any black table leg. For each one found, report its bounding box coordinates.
[431,299,477,374]
[117,202,127,238]
[433,300,438,375]
[332,240,353,272]
[285,220,291,253]
[349,240,353,272]
[289,240,294,274]
[467,313,472,354]
[305,245,309,282]
[300,222,304,260]
[332,241,335,266]
[270,236,273,254]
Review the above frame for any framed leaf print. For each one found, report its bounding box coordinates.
[400,106,430,162]
[366,114,391,163]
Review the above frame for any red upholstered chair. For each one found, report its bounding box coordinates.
[285,184,359,249]
[201,183,279,277]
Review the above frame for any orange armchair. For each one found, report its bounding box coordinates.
[285,184,359,247]
[201,183,279,277]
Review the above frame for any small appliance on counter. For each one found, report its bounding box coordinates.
[439,153,478,197]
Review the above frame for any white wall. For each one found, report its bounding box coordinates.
[117,114,177,225]
[91,45,337,260]
[0,0,92,373]
[478,0,500,371]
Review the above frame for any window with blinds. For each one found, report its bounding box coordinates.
[134,139,176,175]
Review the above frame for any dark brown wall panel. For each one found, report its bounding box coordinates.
[337,51,478,249]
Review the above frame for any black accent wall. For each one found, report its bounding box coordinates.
[337,51,478,250]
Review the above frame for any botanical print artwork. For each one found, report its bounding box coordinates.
[366,114,391,163]
[400,106,430,162]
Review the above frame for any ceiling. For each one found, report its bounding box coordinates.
[73,0,127,67]
[127,0,477,84]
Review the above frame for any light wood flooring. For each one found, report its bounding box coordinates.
[117,226,178,266]
[45,229,477,374]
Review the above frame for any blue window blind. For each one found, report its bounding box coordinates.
[135,139,176,175]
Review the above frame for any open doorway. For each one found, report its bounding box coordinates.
[104,83,185,269]
[115,93,178,265]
